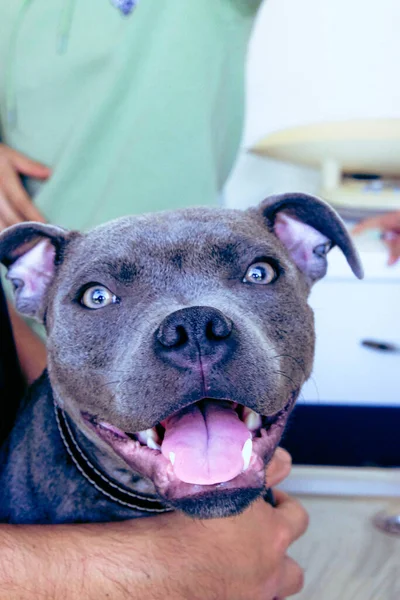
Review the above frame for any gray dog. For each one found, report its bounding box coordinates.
[0,193,362,523]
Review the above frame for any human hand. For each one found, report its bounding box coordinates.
[108,449,306,600]
[353,211,400,266]
[0,143,50,229]
[177,490,307,600]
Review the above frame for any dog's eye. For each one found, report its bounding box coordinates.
[314,241,332,257]
[80,285,117,309]
[243,262,276,285]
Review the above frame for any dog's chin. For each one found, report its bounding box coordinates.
[81,393,297,517]
[167,487,263,519]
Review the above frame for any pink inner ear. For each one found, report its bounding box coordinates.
[274,213,331,277]
[7,240,56,311]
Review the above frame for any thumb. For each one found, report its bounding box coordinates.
[265,448,292,487]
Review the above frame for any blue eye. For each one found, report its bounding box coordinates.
[81,286,117,309]
[243,262,276,285]
[314,241,332,257]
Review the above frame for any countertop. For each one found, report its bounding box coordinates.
[281,467,400,600]
[290,494,400,600]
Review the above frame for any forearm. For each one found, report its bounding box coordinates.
[7,302,47,384]
[0,520,179,600]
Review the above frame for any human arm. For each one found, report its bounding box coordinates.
[353,211,400,266]
[0,449,308,600]
[7,302,47,384]
[0,143,49,229]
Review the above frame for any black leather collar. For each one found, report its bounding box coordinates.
[54,405,171,514]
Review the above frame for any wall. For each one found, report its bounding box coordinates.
[244,0,400,148]
[223,152,320,209]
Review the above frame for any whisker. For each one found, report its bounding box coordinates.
[94,379,123,392]
[273,370,298,388]
[269,353,307,377]
[270,354,321,403]
[301,375,321,404]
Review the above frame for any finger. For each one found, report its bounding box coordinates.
[278,555,305,598]
[1,166,46,222]
[0,191,25,227]
[352,216,383,235]
[8,148,51,179]
[266,448,292,487]
[353,212,400,235]
[273,490,309,543]
[386,237,400,266]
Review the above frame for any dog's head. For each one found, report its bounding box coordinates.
[0,194,362,517]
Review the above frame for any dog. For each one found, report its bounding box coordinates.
[0,193,362,523]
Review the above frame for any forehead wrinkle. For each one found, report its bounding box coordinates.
[69,258,138,287]
[209,242,241,267]
[208,236,283,267]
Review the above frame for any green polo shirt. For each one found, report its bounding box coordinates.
[0,0,261,230]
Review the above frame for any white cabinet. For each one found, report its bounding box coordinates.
[301,245,400,406]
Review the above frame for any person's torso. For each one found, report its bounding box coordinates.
[0,0,260,229]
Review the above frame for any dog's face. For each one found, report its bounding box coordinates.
[0,194,362,518]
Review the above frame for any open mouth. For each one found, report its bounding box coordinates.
[82,394,296,503]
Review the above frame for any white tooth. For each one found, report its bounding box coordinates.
[147,428,161,442]
[137,428,161,446]
[243,409,262,431]
[147,438,161,451]
[241,438,252,471]
[169,452,176,465]
[136,431,148,444]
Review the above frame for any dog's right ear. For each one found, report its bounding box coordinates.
[0,222,76,321]
[251,193,363,285]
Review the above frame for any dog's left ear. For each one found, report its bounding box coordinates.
[0,222,76,321]
[252,193,363,284]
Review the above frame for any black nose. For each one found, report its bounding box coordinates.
[155,306,233,366]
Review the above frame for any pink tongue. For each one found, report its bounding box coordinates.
[161,401,251,485]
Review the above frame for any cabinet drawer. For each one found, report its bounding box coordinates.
[301,280,400,406]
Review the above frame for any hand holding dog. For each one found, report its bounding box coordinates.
[0,143,49,229]
[0,448,307,600]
